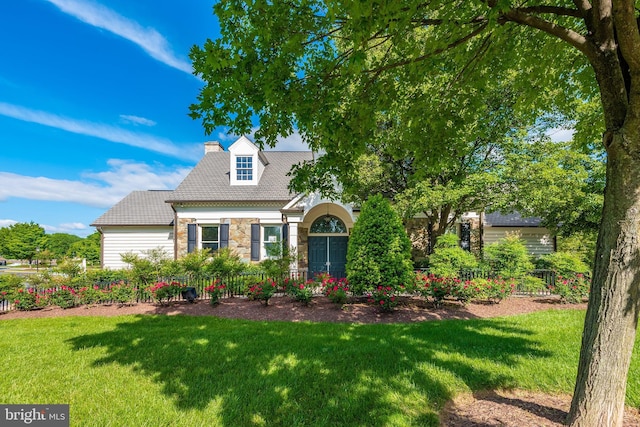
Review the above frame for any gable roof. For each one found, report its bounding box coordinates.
[166,151,313,203]
[91,190,174,226]
[484,212,543,227]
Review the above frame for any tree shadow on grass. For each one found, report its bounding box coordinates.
[67,315,551,426]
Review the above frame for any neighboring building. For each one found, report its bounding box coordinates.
[92,136,553,273]
[482,212,555,256]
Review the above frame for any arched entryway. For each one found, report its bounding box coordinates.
[308,215,348,278]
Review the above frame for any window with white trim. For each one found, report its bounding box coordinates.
[201,225,219,251]
[236,156,253,181]
[263,225,282,257]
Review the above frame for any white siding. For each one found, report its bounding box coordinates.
[101,226,174,269]
[483,227,554,257]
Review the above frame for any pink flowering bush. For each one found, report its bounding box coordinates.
[481,278,517,303]
[322,277,350,305]
[12,288,48,311]
[450,279,481,306]
[78,285,108,305]
[368,285,398,312]
[148,281,183,305]
[49,286,79,309]
[246,279,278,305]
[109,281,137,305]
[288,281,313,305]
[417,273,453,307]
[548,274,590,303]
[204,279,227,305]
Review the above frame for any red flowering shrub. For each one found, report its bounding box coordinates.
[78,285,107,305]
[204,279,227,305]
[49,286,79,309]
[13,288,48,311]
[368,285,398,312]
[322,277,350,305]
[246,279,278,305]
[109,281,137,305]
[417,273,453,307]
[548,274,590,303]
[148,281,183,305]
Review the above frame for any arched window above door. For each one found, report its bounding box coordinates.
[310,215,347,234]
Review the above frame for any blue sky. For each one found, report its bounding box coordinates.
[0,0,307,238]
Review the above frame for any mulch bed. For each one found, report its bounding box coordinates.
[0,294,586,322]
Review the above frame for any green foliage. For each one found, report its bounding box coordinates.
[107,282,137,305]
[536,251,591,278]
[77,285,108,305]
[45,233,81,260]
[549,274,591,304]
[346,195,413,294]
[483,235,534,279]
[68,231,101,265]
[206,247,245,276]
[49,286,79,309]
[148,281,184,305]
[0,274,23,295]
[499,140,605,237]
[557,232,597,269]
[285,278,313,305]
[121,249,169,287]
[428,233,478,277]
[319,275,350,305]
[519,276,547,294]
[204,279,227,305]
[259,245,296,280]
[179,249,211,281]
[245,279,278,305]
[55,257,84,278]
[0,222,46,262]
[368,285,399,312]
[11,288,48,311]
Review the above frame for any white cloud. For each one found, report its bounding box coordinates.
[0,159,192,208]
[546,127,575,142]
[217,128,310,151]
[0,102,200,160]
[43,0,193,75]
[0,219,18,228]
[119,114,157,127]
[270,130,309,151]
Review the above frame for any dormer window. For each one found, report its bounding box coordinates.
[236,156,253,181]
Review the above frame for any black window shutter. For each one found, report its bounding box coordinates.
[251,223,260,261]
[282,224,289,249]
[220,224,229,248]
[187,224,197,253]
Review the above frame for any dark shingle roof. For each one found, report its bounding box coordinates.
[166,151,313,203]
[91,190,174,226]
[484,212,542,227]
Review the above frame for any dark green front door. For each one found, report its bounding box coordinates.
[308,236,348,278]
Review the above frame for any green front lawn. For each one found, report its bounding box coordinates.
[0,310,638,426]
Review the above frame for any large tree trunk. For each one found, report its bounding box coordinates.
[568,131,640,426]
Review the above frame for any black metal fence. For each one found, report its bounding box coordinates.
[0,269,563,312]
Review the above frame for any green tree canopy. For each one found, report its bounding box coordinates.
[45,233,82,260]
[191,2,640,424]
[0,222,46,263]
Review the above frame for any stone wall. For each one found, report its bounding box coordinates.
[227,218,259,261]
[297,227,309,270]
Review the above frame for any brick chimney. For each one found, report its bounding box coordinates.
[204,141,224,154]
